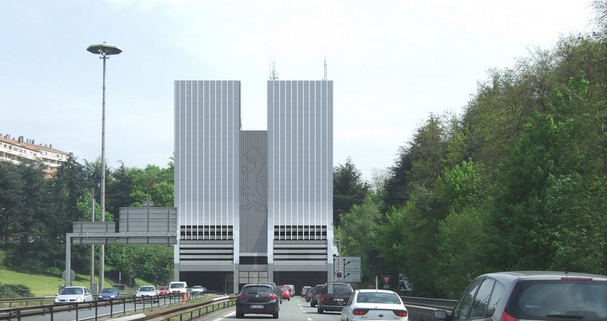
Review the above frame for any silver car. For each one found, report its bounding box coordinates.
[55,286,94,304]
[435,271,607,321]
[136,285,158,301]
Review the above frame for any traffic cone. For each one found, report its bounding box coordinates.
[183,291,188,303]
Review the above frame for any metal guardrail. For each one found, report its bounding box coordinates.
[0,292,193,321]
[143,296,236,321]
[401,296,457,321]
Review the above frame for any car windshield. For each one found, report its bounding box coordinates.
[170,283,185,289]
[510,280,607,319]
[60,287,83,295]
[160,286,168,290]
[139,286,155,292]
[357,292,401,304]
[101,288,117,293]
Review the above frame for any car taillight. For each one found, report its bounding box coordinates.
[501,310,518,321]
[268,294,277,300]
[353,309,369,315]
[320,295,325,303]
[237,294,247,300]
[393,310,408,317]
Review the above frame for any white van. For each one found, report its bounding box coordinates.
[169,281,188,293]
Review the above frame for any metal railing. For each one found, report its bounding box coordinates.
[0,292,201,321]
[401,296,457,321]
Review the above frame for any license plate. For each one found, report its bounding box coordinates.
[251,305,263,309]
[336,298,343,301]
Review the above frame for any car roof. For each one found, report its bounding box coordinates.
[244,283,273,288]
[355,289,398,293]
[479,271,607,283]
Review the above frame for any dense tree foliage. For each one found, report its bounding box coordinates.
[333,157,369,226]
[336,5,607,298]
[0,156,175,284]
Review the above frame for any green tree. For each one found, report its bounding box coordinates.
[338,195,381,282]
[333,157,369,227]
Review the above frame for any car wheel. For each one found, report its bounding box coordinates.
[317,305,323,314]
[311,301,316,307]
[273,311,279,319]
[236,312,244,318]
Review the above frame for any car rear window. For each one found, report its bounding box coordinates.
[509,280,607,319]
[327,284,353,295]
[242,286,272,295]
[357,292,401,304]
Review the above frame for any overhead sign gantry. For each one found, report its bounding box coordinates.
[64,207,177,286]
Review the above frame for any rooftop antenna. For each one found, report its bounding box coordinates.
[270,59,279,80]
[324,57,327,81]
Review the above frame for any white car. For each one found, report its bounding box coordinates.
[55,286,94,304]
[190,285,207,293]
[136,285,158,300]
[340,289,408,321]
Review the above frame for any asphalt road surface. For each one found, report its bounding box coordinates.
[196,295,345,321]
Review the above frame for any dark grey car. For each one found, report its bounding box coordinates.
[435,271,607,321]
[236,283,280,319]
[316,282,353,313]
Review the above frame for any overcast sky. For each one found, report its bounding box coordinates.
[0,0,595,181]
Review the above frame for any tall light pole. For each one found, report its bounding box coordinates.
[87,42,121,292]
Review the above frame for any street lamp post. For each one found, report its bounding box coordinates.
[87,42,122,292]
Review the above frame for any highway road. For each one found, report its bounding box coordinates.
[197,295,345,321]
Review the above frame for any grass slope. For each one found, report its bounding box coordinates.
[0,268,113,297]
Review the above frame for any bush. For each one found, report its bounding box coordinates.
[0,283,34,298]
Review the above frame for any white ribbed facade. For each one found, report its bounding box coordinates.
[267,80,334,266]
[174,80,241,274]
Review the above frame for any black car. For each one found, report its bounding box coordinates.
[236,283,280,319]
[434,271,607,321]
[310,283,325,307]
[316,282,353,313]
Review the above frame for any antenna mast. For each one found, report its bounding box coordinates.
[270,60,278,80]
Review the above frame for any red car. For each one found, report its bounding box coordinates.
[158,285,169,295]
[278,286,291,301]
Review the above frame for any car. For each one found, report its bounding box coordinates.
[310,284,325,307]
[301,285,312,297]
[97,287,121,301]
[316,282,354,313]
[236,283,280,319]
[136,285,158,300]
[285,284,295,296]
[191,285,207,293]
[158,285,169,295]
[278,285,291,300]
[305,286,315,302]
[434,271,607,321]
[259,282,282,304]
[169,281,188,294]
[54,286,94,304]
[340,289,408,321]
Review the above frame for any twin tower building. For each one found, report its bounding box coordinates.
[173,79,335,291]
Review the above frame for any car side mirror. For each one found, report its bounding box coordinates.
[434,310,448,320]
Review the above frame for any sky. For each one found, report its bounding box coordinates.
[0,0,596,182]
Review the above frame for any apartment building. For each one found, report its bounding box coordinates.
[0,134,69,178]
